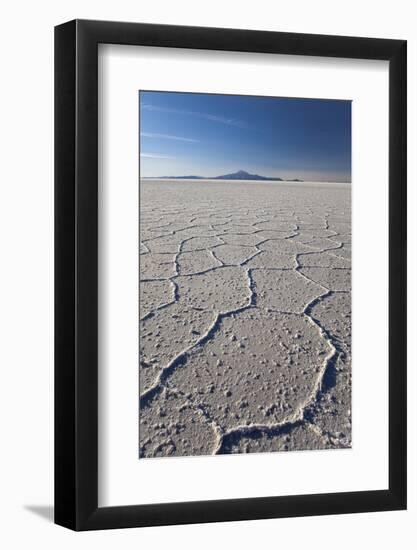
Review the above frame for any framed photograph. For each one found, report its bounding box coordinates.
[55,19,407,530]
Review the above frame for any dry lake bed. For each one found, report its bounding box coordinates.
[139,179,351,458]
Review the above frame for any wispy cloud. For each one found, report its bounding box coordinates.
[141,104,246,128]
[140,152,175,159]
[141,132,198,143]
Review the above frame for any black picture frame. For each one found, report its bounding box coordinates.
[55,19,407,531]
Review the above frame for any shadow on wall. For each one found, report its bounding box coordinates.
[24,505,54,523]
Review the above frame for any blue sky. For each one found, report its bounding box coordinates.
[139,91,351,182]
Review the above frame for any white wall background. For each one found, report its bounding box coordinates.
[0,1,414,548]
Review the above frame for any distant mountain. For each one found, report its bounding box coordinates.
[152,170,297,181]
[213,170,283,181]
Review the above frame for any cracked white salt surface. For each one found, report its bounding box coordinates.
[139,180,351,457]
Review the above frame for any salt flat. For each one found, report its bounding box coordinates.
[139,179,351,458]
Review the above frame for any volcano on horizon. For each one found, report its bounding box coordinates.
[150,170,303,182]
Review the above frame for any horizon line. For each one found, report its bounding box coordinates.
[141,176,352,184]
[139,169,351,184]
